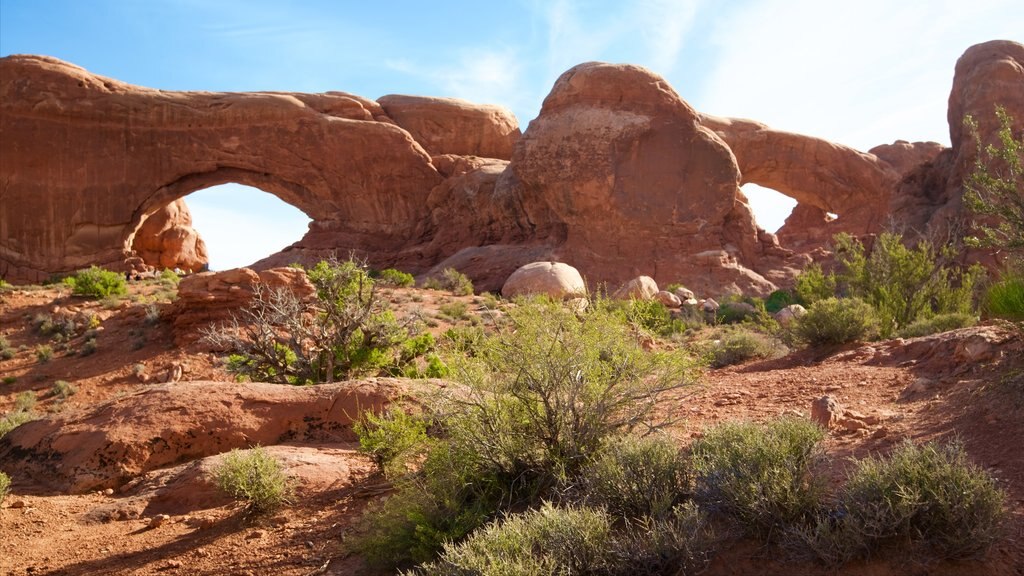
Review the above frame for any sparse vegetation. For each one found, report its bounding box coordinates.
[213,445,292,514]
[351,297,702,569]
[691,418,826,541]
[63,265,127,299]
[0,336,14,360]
[795,440,1008,564]
[423,268,474,296]
[1,392,38,438]
[51,380,76,399]
[578,434,689,520]
[35,344,53,363]
[0,471,9,506]
[898,312,977,338]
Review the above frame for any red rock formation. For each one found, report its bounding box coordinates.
[501,62,774,295]
[131,199,208,272]
[378,94,521,159]
[0,55,443,283]
[0,379,399,493]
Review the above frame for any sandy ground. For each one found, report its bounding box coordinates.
[1,281,1022,575]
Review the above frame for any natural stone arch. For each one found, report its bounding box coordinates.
[0,55,444,283]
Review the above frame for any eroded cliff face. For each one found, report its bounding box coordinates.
[2,40,1021,295]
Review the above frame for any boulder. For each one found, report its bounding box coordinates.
[811,395,843,429]
[655,290,682,308]
[774,304,808,326]
[613,276,659,300]
[673,286,696,300]
[501,261,586,300]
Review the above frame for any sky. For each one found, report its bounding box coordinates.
[2,0,1022,270]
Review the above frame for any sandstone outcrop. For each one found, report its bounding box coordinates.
[378,94,521,159]
[171,266,315,345]
[131,199,208,272]
[0,379,399,493]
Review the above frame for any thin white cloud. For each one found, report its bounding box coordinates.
[699,0,1024,150]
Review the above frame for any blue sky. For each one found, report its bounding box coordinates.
[3,0,1022,269]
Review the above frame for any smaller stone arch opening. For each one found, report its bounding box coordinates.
[128,182,313,273]
[741,183,798,234]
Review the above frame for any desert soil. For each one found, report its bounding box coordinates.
[1,281,1022,575]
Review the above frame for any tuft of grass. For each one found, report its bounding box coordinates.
[438,301,469,321]
[423,268,474,296]
[35,344,53,363]
[691,417,826,541]
[0,471,9,506]
[13,391,35,412]
[985,268,1024,322]
[212,446,293,514]
[51,380,77,400]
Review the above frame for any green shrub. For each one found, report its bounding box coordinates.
[377,268,416,288]
[832,232,982,337]
[356,407,430,478]
[35,344,53,363]
[0,336,14,360]
[985,268,1024,322]
[578,435,689,520]
[898,312,977,338]
[213,446,292,514]
[765,289,797,313]
[624,299,692,336]
[610,503,718,576]
[63,266,127,299]
[691,418,826,540]
[351,298,702,569]
[0,406,36,438]
[702,325,781,367]
[794,263,836,306]
[963,106,1024,250]
[51,380,76,400]
[438,301,469,321]
[424,268,474,296]
[79,337,98,356]
[158,268,180,284]
[797,440,1007,564]
[1,376,15,385]
[412,503,615,576]
[791,297,879,346]
[0,471,9,506]
[13,391,35,412]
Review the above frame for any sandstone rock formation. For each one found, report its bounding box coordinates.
[612,275,660,301]
[0,379,399,493]
[501,261,586,300]
[377,95,521,159]
[2,40,1021,296]
[171,266,315,345]
[131,199,208,272]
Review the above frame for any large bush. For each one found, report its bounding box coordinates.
[831,232,982,337]
[964,106,1024,250]
[691,418,826,541]
[791,297,879,346]
[64,266,126,299]
[351,297,702,569]
[797,440,1007,564]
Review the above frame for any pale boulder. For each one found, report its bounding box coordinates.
[775,304,807,326]
[655,290,682,308]
[613,276,659,300]
[501,261,586,300]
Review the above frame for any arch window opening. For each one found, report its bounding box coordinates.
[741,183,797,234]
[184,183,312,271]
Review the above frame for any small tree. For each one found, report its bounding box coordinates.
[964,106,1024,251]
[202,258,415,384]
